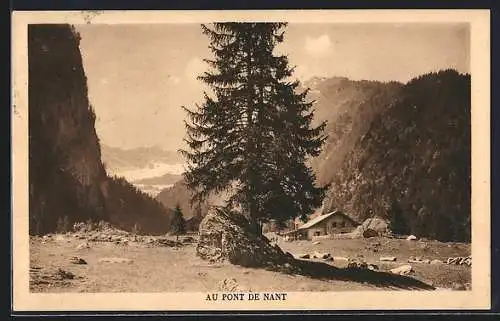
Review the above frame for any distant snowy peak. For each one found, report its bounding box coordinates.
[107,162,185,182]
[100,144,185,195]
[101,144,184,171]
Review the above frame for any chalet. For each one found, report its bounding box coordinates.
[283,210,359,240]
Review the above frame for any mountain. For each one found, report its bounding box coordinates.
[318,70,471,242]
[154,71,471,242]
[100,144,184,196]
[101,144,183,171]
[28,24,172,235]
[133,172,182,185]
[156,76,402,223]
[156,179,229,220]
[302,76,403,185]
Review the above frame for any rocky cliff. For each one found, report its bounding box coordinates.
[29,24,108,234]
[28,24,172,235]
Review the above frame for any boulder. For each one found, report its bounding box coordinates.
[406,235,417,241]
[380,256,397,262]
[76,242,90,250]
[298,253,310,259]
[362,228,379,238]
[430,259,444,265]
[69,256,87,264]
[347,260,368,270]
[196,207,293,269]
[56,268,75,280]
[313,252,331,259]
[360,217,390,236]
[390,264,413,275]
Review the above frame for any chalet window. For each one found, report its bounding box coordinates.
[332,222,337,228]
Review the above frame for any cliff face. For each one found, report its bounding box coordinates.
[304,77,403,186]
[321,70,471,242]
[28,24,172,235]
[29,25,107,234]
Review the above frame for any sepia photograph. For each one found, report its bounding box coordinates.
[11,10,490,311]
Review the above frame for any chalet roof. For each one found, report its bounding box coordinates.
[298,210,359,230]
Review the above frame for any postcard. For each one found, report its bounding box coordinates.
[11,9,490,311]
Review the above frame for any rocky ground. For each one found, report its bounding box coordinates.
[29,221,471,293]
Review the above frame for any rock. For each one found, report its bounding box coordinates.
[111,235,121,242]
[347,258,368,269]
[76,242,90,250]
[54,235,66,242]
[451,282,467,291]
[196,207,292,269]
[324,256,334,262]
[379,256,397,262]
[390,264,413,275]
[430,259,444,265]
[362,228,379,238]
[360,217,390,236]
[367,263,379,271]
[98,257,133,264]
[313,252,331,259]
[69,256,87,264]
[56,268,74,280]
[408,256,428,264]
[406,235,417,241]
[154,238,181,247]
[298,253,310,259]
[333,256,349,262]
[217,278,244,292]
[312,241,321,245]
[181,236,195,243]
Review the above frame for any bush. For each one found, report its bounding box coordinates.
[56,216,71,233]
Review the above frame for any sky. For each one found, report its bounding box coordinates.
[76,23,470,151]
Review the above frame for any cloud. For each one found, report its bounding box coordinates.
[167,75,180,85]
[184,57,207,82]
[294,65,313,81]
[304,34,333,57]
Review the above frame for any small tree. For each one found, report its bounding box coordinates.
[170,204,186,241]
[132,222,142,235]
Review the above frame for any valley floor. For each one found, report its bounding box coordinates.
[29,233,471,293]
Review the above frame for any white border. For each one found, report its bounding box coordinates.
[11,9,491,311]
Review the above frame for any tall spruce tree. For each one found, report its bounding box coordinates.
[181,23,327,232]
